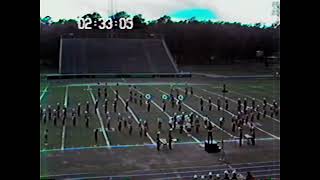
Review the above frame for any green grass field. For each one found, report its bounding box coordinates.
[40,79,280,151]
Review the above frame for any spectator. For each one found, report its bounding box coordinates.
[246,172,254,180]
[224,170,230,179]
[208,172,213,179]
[231,170,237,179]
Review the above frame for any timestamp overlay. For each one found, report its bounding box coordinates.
[77,17,133,30]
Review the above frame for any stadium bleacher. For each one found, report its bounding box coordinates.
[59,37,178,74]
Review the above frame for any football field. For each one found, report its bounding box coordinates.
[40,76,280,179]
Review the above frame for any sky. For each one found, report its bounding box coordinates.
[40,0,280,25]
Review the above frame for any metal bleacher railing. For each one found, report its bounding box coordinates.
[44,72,192,80]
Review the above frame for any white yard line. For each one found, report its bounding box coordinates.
[61,126,66,150]
[64,86,69,107]
[157,88,236,139]
[40,85,49,102]
[135,89,202,144]
[88,85,111,147]
[110,87,156,145]
[200,88,280,123]
[61,85,68,150]
[183,88,280,140]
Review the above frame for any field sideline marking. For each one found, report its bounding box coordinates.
[88,85,111,147]
[156,88,236,139]
[135,89,202,144]
[110,87,156,145]
[40,85,49,102]
[61,85,68,150]
[64,86,69,107]
[181,87,280,140]
[202,87,280,123]
[40,137,276,153]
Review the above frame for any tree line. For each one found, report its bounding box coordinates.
[40,11,279,67]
